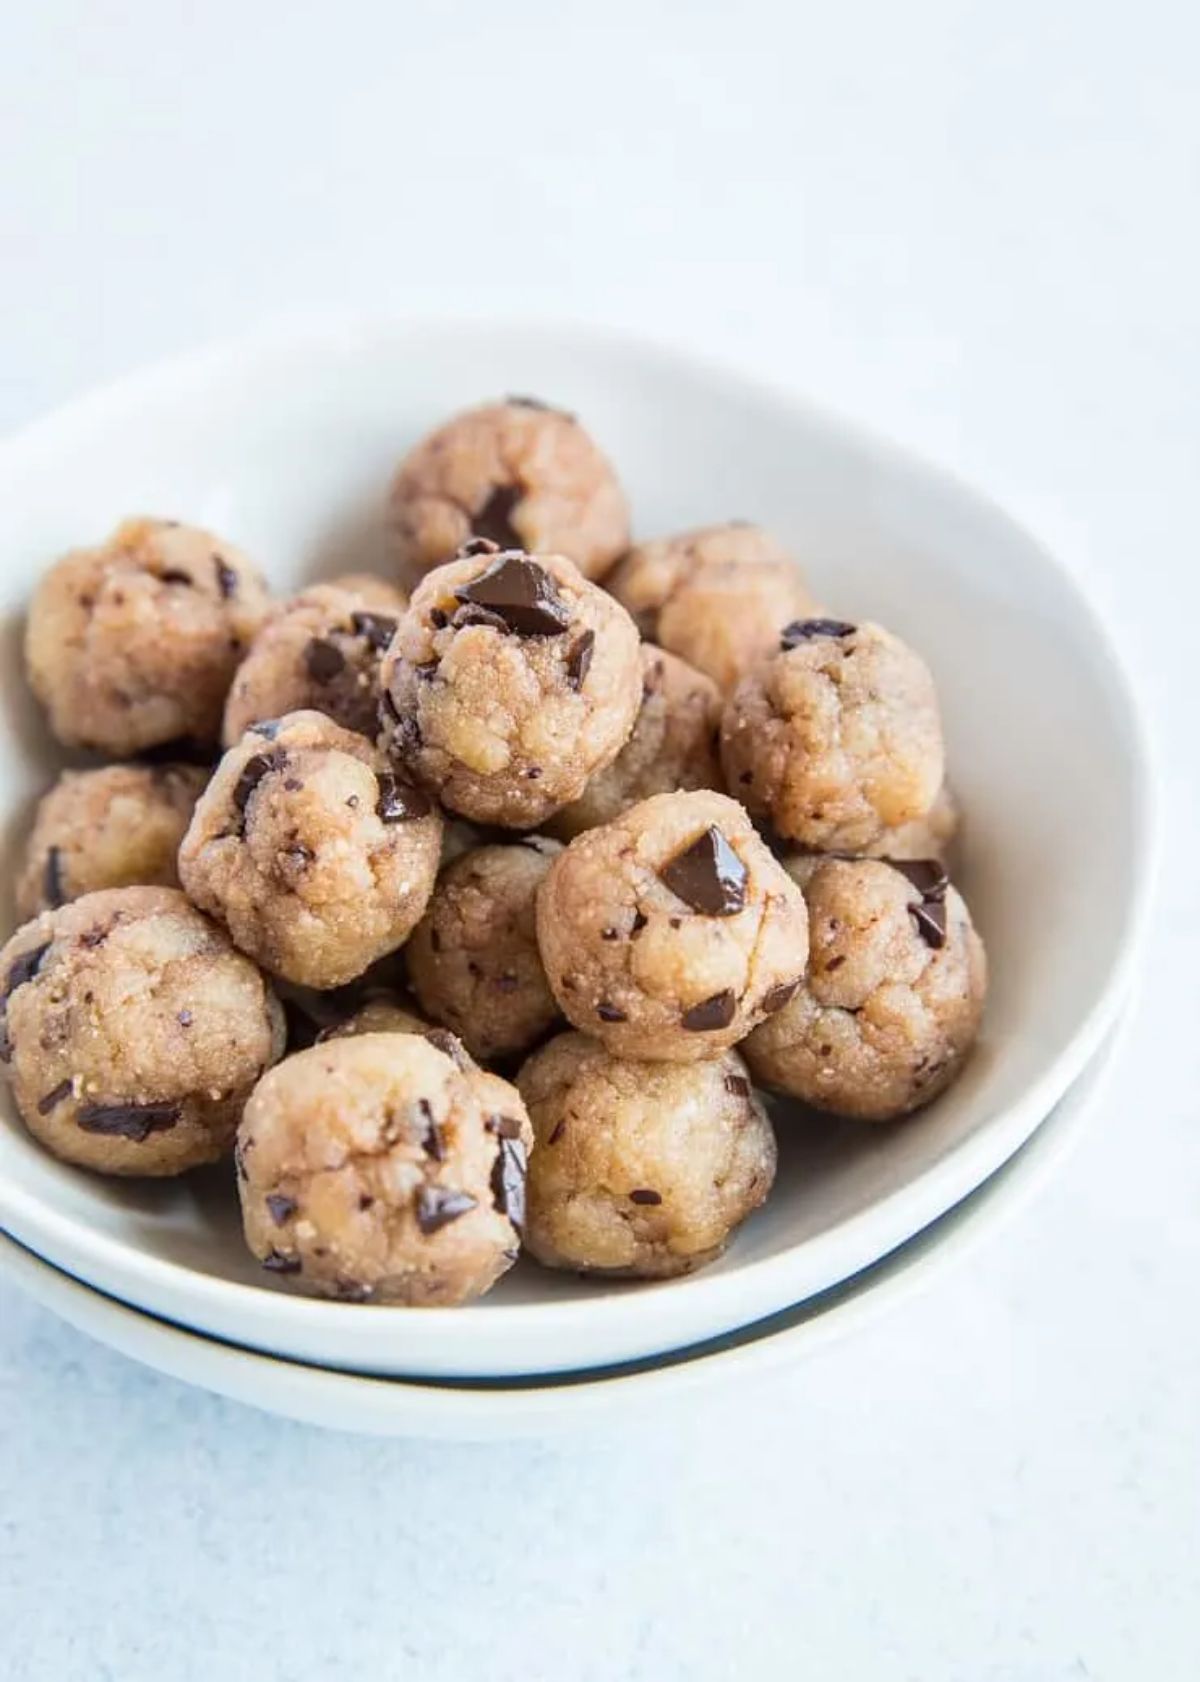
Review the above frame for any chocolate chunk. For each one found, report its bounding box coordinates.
[5,941,51,1000]
[80,927,108,949]
[359,1193,375,1211]
[385,705,422,757]
[42,846,65,910]
[349,610,398,651]
[565,630,595,691]
[724,1072,752,1098]
[415,1098,445,1160]
[177,1009,194,1027]
[506,394,551,410]
[375,770,432,822]
[159,568,193,586]
[470,484,522,551]
[430,607,449,630]
[761,978,800,1014]
[630,910,648,936]
[910,899,948,949]
[491,1136,527,1231]
[415,1185,478,1234]
[37,1079,73,1115]
[681,989,737,1032]
[213,556,238,598]
[601,926,620,941]
[458,537,500,558]
[486,1113,525,1139]
[548,1117,567,1146]
[304,637,347,683]
[414,659,440,681]
[249,718,284,740]
[453,553,571,638]
[596,1002,627,1022]
[261,1249,301,1274]
[283,777,304,793]
[452,600,511,633]
[233,751,281,818]
[780,618,857,649]
[423,1027,470,1068]
[266,1193,297,1226]
[76,1100,181,1141]
[660,826,748,916]
[824,954,846,972]
[629,1188,662,1205]
[887,858,949,901]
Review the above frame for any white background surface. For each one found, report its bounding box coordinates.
[0,3,1196,1677]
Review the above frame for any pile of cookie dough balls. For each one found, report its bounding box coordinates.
[3,393,987,1308]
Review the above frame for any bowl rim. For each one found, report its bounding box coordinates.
[0,314,1159,1369]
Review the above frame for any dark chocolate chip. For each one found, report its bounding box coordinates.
[359,1193,375,1211]
[548,1117,567,1145]
[506,394,551,410]
[304,637,347,683]
[524,766,542,780]
[596,1002,627,1022]
[375,771,432,822]
[415,1098,445,1161]
[601,926,620,941]
[80,927,108,950]
[233,751,281,818]
[660,826,748,917]
[910,899,948,949]
[249,717,284,740]
[214,556,238,598]
[761,979,800,1014]
[261,1249,302,1274]
[470,484,522,551]
[780,618,857,649]
[724,1073,752,1098]
[159,568,193,586]
[824,954,846,972]
[385,707,422,757]
[415,1185,478,1234]
[458,537,500,558]
[75,1100,181,1141]
[266,1193,297,1226]
[738,771,754,786]
[430,606,449,629]
[177,1009,194,1027]
[283,777,304,793]
[486,1113,525,1139]
[452,600,512,634]
[349,610,398,651]
[630,910,648,936]
[565,630,595,692]
[36,1079,73,1115]
[681,989,737,1031]
[42,846,66,910]
[495,973,519,993]
[886,858,950,901]
[491,1136,527,1231]
[423,1027,470,1068]
[629,1188,662,1206]
[453,553,571,638]
[5,941,51,1000]
[414,660,440,681]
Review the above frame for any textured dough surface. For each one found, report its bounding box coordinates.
[547,645,723,840]
[222,575,405,745]
[0,886,284,1175]
[25,517,272,755]
[518,1032,775,1277]
[720,620,944,850]
[606,522,818,692]
[179,710,442,987]
[237,1033,530,1304]
[743,856,986,1120]
[15,763,208,919]
[389,398,629,585]
[536,790,810,1061]
[407,838,562,1062]
[380,547,641,827]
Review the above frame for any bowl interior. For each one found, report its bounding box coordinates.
[0,320,1148,1375]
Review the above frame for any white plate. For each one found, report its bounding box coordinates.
[0,319,1154,1377]
[0,1029,1120,1438]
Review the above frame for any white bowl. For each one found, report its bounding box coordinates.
[0,1030,1119,1438]
[0,318,1153,1378]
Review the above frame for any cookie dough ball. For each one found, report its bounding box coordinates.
[389,397,629,585]
[380,546,641,828]
[25,517,272,756]
[0,887,283,1175]
[744,856,986,1121]
[606,522,818,693]
[406,838,562,1063]
[179,711,442,988]
[536,790,810,1062]
[546,645,723,841]
[222,575,406,746]
[237,1033,530,1304]
[518,1033,775,1278]
[720,618,945,852]
[15,762,208,920]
